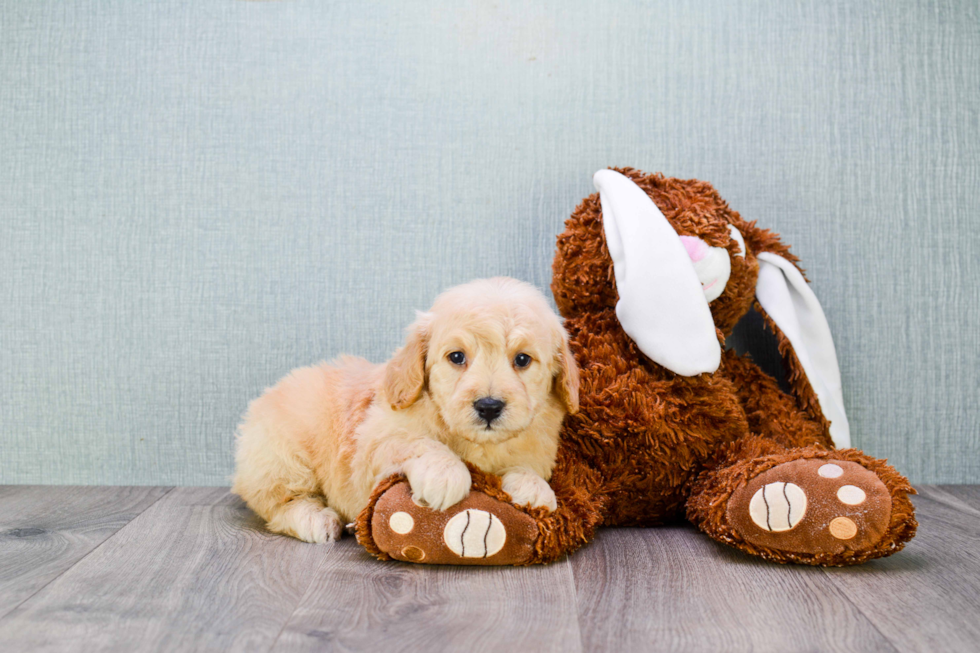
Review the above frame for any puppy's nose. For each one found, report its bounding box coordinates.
[473,397,506,423]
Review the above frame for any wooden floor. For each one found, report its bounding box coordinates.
[0,486,977,653]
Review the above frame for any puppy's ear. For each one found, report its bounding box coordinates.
[554,330,580,414]
[383,311,432,410]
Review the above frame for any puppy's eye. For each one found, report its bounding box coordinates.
[514,353,532,369]
[448,351,466,366]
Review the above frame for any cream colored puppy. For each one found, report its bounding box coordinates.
[232,277,579,543]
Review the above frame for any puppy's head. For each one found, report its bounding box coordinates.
[383,277,579,444]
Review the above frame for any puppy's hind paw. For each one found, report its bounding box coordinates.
[502,470,557,512]
[270,501,344,544]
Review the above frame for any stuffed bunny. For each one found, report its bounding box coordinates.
[356,167,917,566]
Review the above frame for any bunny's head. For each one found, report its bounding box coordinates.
[551,168,850,447]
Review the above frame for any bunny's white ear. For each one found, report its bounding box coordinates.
[755,252,851,448]
[594,170,721,376]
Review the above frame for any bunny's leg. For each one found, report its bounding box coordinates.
[686,436,917,565]
[685,352,917,565]
[355,453,606,566]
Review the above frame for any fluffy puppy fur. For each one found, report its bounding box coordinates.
[232,277,579,543]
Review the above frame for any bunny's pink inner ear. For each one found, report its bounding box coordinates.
[594,169,721,376]
[756,252,851,448]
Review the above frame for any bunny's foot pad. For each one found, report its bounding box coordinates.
[359,480,538,565]
[728,458,892,556]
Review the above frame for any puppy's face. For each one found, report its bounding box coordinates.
[426,307,556,444]
[383,278,579,445]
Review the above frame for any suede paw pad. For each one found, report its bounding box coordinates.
[367,481,538,565]
[728,458,892,555]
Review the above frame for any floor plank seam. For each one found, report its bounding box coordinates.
[817,566,904,653]
[0,486,176,625]
[563,553,587,653]
[918,486,980,520]
[263,536,334,652]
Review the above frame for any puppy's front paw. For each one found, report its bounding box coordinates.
[403,453,472,511]
[502,470,557,512]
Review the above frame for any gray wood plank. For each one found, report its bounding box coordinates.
[272,541,582,653]
[930,485,980,512]
[2,486,977,652]
[820,487,980,653]
[911,486,980,526]
[0,486,170,619]
[572,525,897,653]
[0,488,327,652]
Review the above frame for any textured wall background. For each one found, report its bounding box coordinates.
[1,0,977,485]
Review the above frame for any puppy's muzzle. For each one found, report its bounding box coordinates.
[473,397,506,426]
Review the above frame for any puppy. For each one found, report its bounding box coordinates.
[232,277,579,543]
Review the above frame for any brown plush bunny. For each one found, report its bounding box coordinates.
[356,167,917,567]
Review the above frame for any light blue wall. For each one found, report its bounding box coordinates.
[1,1,977,485]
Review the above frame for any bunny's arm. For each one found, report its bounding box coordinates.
[720,349,834,450]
